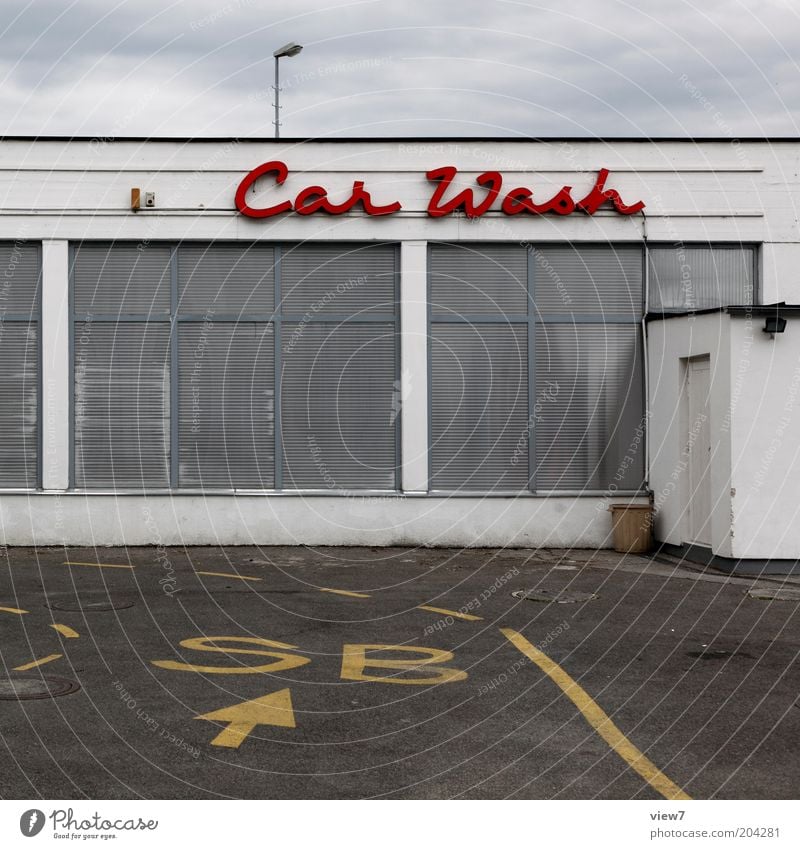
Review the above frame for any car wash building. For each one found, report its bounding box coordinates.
[0,136,797,572]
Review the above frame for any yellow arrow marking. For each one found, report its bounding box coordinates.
[417,605,483,621]
[196,571,263,582]
[14,653,63,671]
[0,606,28,615]
[319,587,370,598]
[500,627,691,801]
[50,624,80,639]
[63,561,134,570]
[195,689,296,749]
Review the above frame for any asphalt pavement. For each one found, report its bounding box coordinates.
[0,545,798,799]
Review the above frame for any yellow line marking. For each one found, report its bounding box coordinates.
[0,606,28,615]
[417,605,483,621]
[50,624,80,639]
[14,653,63,671]
[500,627,691,801]
[63,561,134,570]
[319,587,371,598]
[196,571,263,582]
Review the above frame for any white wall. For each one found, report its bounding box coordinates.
[1,138,799,548]
[647,312,733,556]
[0,494,627,548]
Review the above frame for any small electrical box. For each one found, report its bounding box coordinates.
[144,192,155,208]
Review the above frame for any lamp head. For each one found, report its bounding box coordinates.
[274,42,303,58]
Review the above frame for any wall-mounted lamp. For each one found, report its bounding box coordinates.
[763,315,787,337]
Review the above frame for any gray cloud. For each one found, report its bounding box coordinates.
[0,0,798,137]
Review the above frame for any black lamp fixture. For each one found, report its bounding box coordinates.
[763,315,787,337]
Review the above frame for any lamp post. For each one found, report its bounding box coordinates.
[273,42,303,138]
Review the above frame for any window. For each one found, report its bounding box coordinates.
[429,243,645,493]
[71,242,399,491]
[0,242,39,488]
[648,244,756,312]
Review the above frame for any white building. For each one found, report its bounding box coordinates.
[0,136,797,572]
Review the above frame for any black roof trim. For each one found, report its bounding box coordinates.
[647,302,800,321]
[1,135,799,144]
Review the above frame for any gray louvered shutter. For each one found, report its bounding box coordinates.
[431,323,529,490]
[179,322,274,487]
[0,243,39,488]
[281,322,397,489]
[430,244,528,317]
[429,244,529,490]
[178,244,274,315]
[73,244,171,314]
[281,244,396,317]
[75,322,170,488]
[73,242,172,488]
[535,324,644,491]
[280,244,398,490]
[534,245,643,318]
[648,245,755,311]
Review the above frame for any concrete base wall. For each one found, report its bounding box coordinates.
[0,494,641,548]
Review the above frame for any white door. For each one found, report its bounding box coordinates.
[686,356,712,546]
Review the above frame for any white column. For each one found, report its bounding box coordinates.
[400,240,429,492]
[41,240,70,490]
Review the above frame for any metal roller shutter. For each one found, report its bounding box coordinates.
[0,324,38,487]
[534,245,643,318]
[535,324,644,491]
[74,321,170,488]
[73,244,171,315]
[430,323,529,491]
[178,244,275,315]
[179,322,274,488]
[281,244,396,317]
[648,245,755,312]
[281,322,397,490]
[0,242,40,488]
[430,244,528,317]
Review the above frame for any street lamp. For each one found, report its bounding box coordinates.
[273,42,303,138]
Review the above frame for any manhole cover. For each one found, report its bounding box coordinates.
[46,596,134,612]
[747,587,800,601]
[512,588,597,603]
[0,675,80,700]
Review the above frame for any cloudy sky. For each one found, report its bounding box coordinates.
[0,0,798,138]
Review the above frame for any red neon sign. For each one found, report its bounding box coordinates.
[234,161,645,219]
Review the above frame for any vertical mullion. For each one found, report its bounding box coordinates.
[527,245,536,493]
[274,244,283,490]
[170,245,179,488]
[36,243,43,490]
[68,244,75,490]
[426,244,433,489]
[394,243,401,491]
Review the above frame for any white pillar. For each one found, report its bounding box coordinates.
[41,240,70,490]
[400,241,429,492]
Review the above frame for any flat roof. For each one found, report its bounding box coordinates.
[1,135,799,144]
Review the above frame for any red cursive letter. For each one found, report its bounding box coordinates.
[576,168,645,215]
[234,160,293,218]
[426,166,503,218]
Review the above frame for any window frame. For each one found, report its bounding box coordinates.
[68,240,401,493]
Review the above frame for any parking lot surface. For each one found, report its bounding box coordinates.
[1,546,798,799]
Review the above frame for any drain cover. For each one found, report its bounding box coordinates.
[0,675,80,700]
[47,596,134,612]
[512,588,597,603]
[747,587,800,601]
